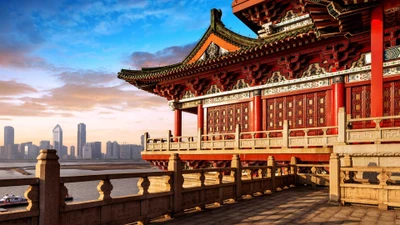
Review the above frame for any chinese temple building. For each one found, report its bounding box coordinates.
[118,0,400,169]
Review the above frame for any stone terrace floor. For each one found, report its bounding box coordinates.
[150,187,400,225]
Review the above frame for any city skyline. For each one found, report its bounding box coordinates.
[0,1,253,147]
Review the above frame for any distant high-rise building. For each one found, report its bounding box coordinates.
[52,124,63,155]
[106,141,120,159]
[82,143,92,159]
[39,141,51,150]
[77,123,86,159]
[4,126,15,159]
[92,142,101,159]
[24,143,39,159]
[62,145,68,158]
[70,146,75,158]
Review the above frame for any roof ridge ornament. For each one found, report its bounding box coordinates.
[210,8,222,31]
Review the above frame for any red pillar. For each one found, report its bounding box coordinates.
[332,76,345,132]
[197,103,204,134]
[253,90,262,137]
[174,109,182,138]
[371,3,384,117]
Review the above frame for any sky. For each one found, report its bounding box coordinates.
[0,0,254,152]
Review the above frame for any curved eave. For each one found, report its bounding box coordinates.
[118,24,317,86]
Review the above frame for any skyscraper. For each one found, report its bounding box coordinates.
[4,126,15,159]
[70,146,75,158]
[77,123,86,159]
[52,124,63,155]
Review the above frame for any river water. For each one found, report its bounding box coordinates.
[0,162,160,205]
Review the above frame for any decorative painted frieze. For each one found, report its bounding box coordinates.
[302,63,327,77]
[232,79,250,90]
[206,84,221,95]
[204,92,250,105]
[181,100,201,109]
[182,90,195,99]
[264,79,329,95]
[267,71,286,83]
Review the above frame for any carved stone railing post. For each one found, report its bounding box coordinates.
[137,176,150,225]
[215,171,224,206]
[329,153,340,203]
[231,154,242,201]
[97,179,113,224]
[168,153,183,216]
[36,149,60,225]
[59,182,68,211]
[377,169,389,210]
[24,184,39,211]
[290,156,297,187]
[197,171,206,210]
[342,154,352,167]
[267,156,276,191]
[144,132,149,151]
[282,120,289,148]
[337,107,346,144]
[197,128,202,150]
[167,130,171,151]
[235,124,241,149]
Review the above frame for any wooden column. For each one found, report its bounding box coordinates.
[253,90,262,137]
[371,3,384,117]
[174,108,182,138]
[197,102,204,135]
[331,76,345,132]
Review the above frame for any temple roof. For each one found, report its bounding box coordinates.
[118,8,315,91]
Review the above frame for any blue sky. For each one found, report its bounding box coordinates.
[0,0,254,150]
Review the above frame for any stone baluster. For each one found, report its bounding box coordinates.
[197,171,206,210]
[215,170,224,206]
[197,128,202,150]
[59,182,68,210]
[143,132,149,151]
[168,153,184,216]
[36,149,60,225]
[377,169,389,210]
[167,130,171,151]
[137,176,151,225]
[282,120,288,148]
[235,124,241,149]
[329,153,340,203]
[24,184,39,211]
[231,154,242,201]
[337,107,346,144]
[98,179,113,201]
[267,156,276,192]
[276,166,283,191]
[290,156,297,187]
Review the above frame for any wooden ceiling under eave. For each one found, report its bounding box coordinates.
[305,0,378,38]
[232,0,305,34]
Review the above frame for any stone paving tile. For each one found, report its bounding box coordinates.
[149,187,400,225]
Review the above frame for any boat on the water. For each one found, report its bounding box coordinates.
[0,194,27,208]
[0,194,73,208]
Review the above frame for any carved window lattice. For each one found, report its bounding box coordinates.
[207,102,250,135]
[264,91,327,130]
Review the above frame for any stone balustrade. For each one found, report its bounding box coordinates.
[329,153,400,210]
[0,150,298,225]
[144,108,400,154]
